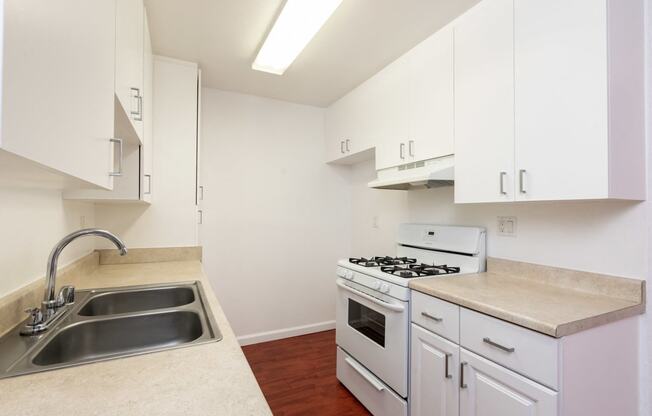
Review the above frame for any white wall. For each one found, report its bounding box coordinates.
[350,159,409,255]
[199,88,352,343]
[409,190,647,278]
[0,188,95,297]
[95,57,199,249]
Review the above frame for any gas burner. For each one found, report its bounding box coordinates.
[349,256,417,267]
[348,257,381,267]
[381,263,461,278]
[375,256,417,266]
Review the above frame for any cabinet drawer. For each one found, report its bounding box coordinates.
[411,291,459,343]
[460,308,559,390]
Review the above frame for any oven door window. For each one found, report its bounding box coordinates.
[348,298,386,347]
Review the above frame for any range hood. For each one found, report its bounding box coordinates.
[368,155,454,190]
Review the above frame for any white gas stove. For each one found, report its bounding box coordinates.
[335,224,486,416]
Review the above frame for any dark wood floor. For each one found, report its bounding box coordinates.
[242,330,371,416]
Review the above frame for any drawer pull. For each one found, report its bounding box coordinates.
[483,337,515,353]
[444,353,452,379]
[421,312,443,322]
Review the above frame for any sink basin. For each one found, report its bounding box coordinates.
[33,311,203,366]
[78,286,195,316]
[0,281,221,379]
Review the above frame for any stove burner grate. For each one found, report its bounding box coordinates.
[349,256,417,267]
[381,263,461,278]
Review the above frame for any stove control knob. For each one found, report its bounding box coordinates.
[346,270,354,280]
[372,281,381,290]
[380,283,390,293]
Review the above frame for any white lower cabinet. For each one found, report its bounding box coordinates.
[410,324,459,416]
[410,292,639,416]
[411,313,556,416]
[459,348,557,416]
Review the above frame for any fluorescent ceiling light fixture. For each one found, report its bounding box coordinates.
[252,0,343,75]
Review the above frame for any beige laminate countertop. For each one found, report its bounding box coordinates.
[0,260,272,416]
[409,259,646,338]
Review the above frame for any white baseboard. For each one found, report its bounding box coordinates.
[237,320,336,346]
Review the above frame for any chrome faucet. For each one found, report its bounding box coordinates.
[21,228,128,335]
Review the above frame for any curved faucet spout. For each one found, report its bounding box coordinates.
[43,229,128,311]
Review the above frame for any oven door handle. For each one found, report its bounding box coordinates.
[336,280,405,312]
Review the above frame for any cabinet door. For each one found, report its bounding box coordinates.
[2,0,115,189]
[325,96,350,162]
[141,8,154,202]
[374,56,411,170]
[514,0,608,201]
[410,26,454,163]
[460,349,558,416]
[453,0,515,203]
[410,324,459,416]
[116,0,145,143]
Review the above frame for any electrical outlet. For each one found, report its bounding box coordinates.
[497,216,517,236]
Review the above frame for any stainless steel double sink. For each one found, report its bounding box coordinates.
[0,281,222,379]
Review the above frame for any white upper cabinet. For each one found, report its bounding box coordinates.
[453,0,515,204]
[325,91,365,162]
[409,26,454,165]
[115,0,145,144]
[325,26,454,170]
[455,0,645,203]
[1,0,116,189]
[375,27,454,171]
[141,7,154,203]
[373,55,411,170]
[325,75,378,163]
[513,0,644,201]
[65,3,154,202]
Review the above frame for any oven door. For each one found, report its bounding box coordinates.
[335,278,408,397]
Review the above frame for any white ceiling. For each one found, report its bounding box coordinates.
[144,0,480,107]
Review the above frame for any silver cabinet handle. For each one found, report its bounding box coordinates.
[109,138,123,177]
[500,171,507,195]
[199,185,204,200]
[444,353,452,379]
[345,139,350,152]
[483,337,515,353]
[340,141,345,154]
[408,140,414,157]
[144,174,152,195]
[421,311,443,322]
[130,87,143,121]
[519,169,527,194]
[197,209,203,225]
[460,362,468,388]
[400,143,405,159]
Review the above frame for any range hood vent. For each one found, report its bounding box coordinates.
[368,155,454,190]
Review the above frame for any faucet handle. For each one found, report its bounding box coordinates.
[24,308,43,326]
[56,286,75,307]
